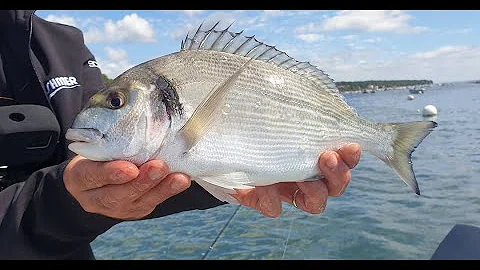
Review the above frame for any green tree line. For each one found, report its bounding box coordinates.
[102,74,113,85]
[335,80,433,92]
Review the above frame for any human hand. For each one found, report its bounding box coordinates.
[63,156,191,220]
[232,143,362,218]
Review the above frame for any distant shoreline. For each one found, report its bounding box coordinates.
[335,80,434,94]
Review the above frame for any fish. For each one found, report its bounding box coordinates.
[65,22,437,204]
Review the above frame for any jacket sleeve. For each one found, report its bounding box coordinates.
[0,162,120,259]
[0,52,225,259]
[0,54,120,259]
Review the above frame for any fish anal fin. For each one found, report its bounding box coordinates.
[194,172,254,204]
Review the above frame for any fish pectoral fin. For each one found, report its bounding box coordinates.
[194,172,254,204]
[178,58,254,152]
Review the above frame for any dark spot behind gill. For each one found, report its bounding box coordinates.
[154,76,183,120]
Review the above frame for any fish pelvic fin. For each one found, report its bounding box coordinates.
[380,121,438,195]
[179,57,254,152]
[194,172,254,204]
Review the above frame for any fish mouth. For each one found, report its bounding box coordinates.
[65,128,104,144]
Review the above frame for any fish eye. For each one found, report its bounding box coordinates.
[107,92,126,109]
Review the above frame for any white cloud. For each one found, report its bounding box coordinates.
[262,10,289,18]
[363,37,382,44]
[80,16,107,28]
[342,35,357,40]
[454,28,472,34]
[84,13,156,44]
[412,46,471,59]
[321,10,428,33]
[97,47,135,79]
[263,10,284,16]
[44,15,77,27]
[297,33,325,43]
[183,10,204,17]
[294,22,319,34]
[306,45,480,83]
[260,10,323,21]
[439,28,473,35]
[168,11,253,40]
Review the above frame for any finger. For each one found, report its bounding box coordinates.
[231,188,258,208]
[80,160,170,215]
[274,182,298,203]
[318,151,351,197]
[296,180,328,214]
[97,159,171,204]
[64,155,139,193]
[256,185,283,218]
[234,185,282,218]
[131,172,191,216]
[338,143,362,169]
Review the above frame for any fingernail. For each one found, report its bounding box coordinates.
[170,177,188,192]
[353,148,361,162]
[148,168,166,181]
[170,180,185,192]
[113,170,130,183]
[347,143,361,162]
[326,153,338,171]
[260,198,274,217]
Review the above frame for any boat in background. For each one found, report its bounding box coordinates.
[409,86,425,94]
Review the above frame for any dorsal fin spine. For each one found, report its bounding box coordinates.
[245,42,263,58]
[188,22,204,50]
[256,45,275,59]
[233,35,254,55]
[210,22,233,49]
[285,62,302,71]
[199,21,220,49]
[278,57,292,67]
[266,51,283,63]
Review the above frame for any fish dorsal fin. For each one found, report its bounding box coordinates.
[180,22,345,101]
[179,57,254,151]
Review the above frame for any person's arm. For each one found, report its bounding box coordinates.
[0,52,119,259]
[0,162,120,259]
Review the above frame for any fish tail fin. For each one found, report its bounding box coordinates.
[377,121,438,195]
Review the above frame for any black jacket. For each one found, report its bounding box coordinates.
[0,10,224,260]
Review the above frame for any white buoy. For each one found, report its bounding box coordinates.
[407,95,415,100]
[422,105,438,116]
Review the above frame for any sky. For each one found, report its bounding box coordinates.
[36,10,480,83]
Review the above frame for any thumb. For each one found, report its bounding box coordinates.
[64,155,139,192]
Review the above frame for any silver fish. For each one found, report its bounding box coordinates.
[66,23,437,203]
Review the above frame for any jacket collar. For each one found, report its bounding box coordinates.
[0,10,35,30]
